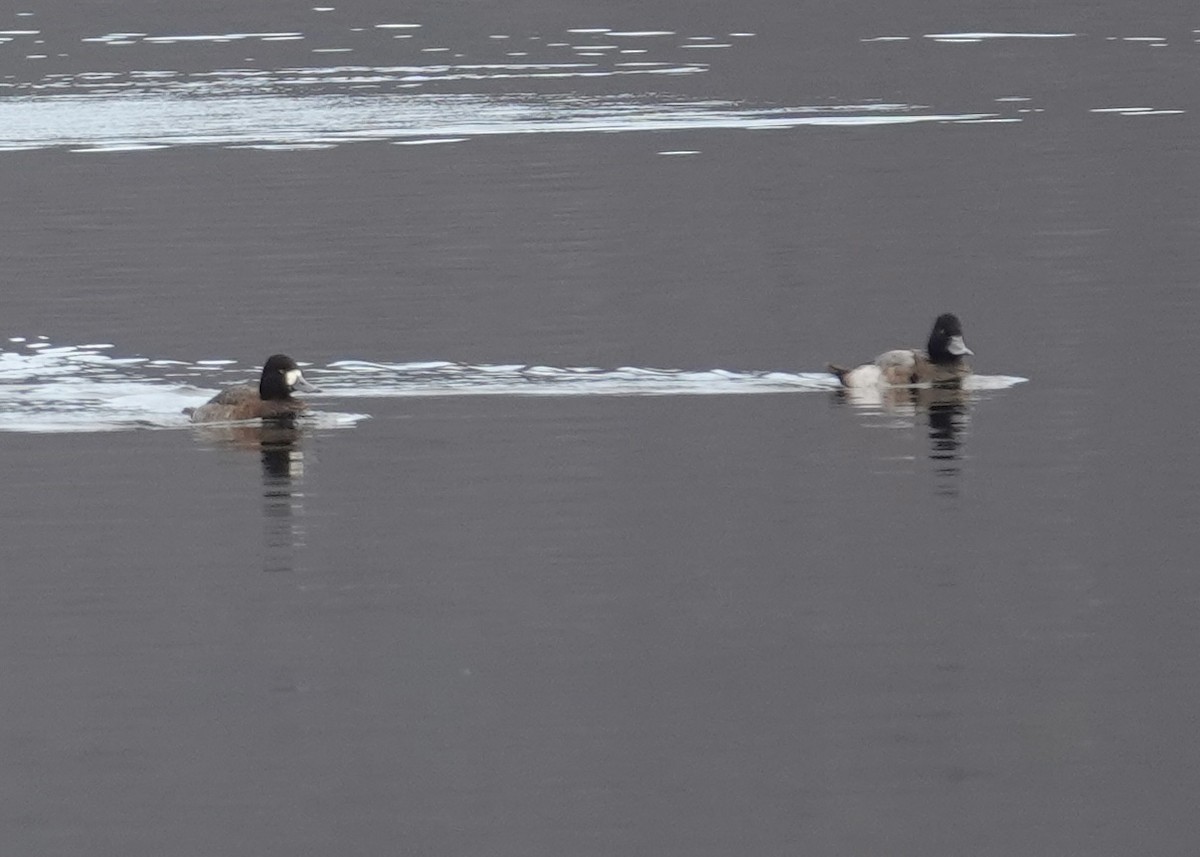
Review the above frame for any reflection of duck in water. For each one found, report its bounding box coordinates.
[188,420,306,483]
[832,381,971,494]
[828,314,972,388]
[190,420,308,573]
[185,354,319,423]
[834,383,970,413]
[189,421,305,453]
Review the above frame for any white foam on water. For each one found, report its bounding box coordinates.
[315,360,1026,399]
[391,137,469,145]
[82,33,148,42]
[0,342,372,433]
[0,346,199,432]
[0,341,1026,433]
[71,143,171,152]
[226,142,340,150]
[316,360,837,397]
[1091,106,1183,116]
[140,32,304,43]
[962,375,1028,390]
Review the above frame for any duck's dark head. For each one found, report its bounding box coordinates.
[259,353,319,400]
[927,314,973,364]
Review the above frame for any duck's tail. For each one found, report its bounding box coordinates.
[826,363,851,387]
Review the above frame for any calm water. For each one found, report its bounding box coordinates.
[2,2,1198,855]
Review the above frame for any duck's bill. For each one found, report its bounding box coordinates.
[286,369,322,393]
[947,335,973,356]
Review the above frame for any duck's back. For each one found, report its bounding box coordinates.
[185,384,258,423]
[877,349,970,386]
[873,349,920,385]
[186,384,308,423]
[207,385,259,407]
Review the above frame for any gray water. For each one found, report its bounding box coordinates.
[2,2,1198,855]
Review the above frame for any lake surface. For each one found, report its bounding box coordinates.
[2,1,1198,854]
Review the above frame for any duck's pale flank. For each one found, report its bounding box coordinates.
[828,313,973,388]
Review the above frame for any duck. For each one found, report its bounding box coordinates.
[828,313,973,388]
[185,353,319,423]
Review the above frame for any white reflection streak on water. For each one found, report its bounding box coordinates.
[0,93,1002,152]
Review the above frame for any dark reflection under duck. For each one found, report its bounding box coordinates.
[190,420,308,573]
[832,384,971,496]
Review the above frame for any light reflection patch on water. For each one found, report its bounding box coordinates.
[0,341,1026,434]
[923,32,1077,40]
[1090,106,1185,116]
[0,92,1006,154]
[21,20,746,97]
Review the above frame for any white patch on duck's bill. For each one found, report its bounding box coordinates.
[285,369,304,388]
[946,335,972,356]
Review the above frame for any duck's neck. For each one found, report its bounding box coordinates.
[260,382,293,401]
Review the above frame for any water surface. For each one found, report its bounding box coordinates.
[2,1,1198,855]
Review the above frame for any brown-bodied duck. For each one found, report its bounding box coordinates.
[828,313,973,388]
[185,353,319,423]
